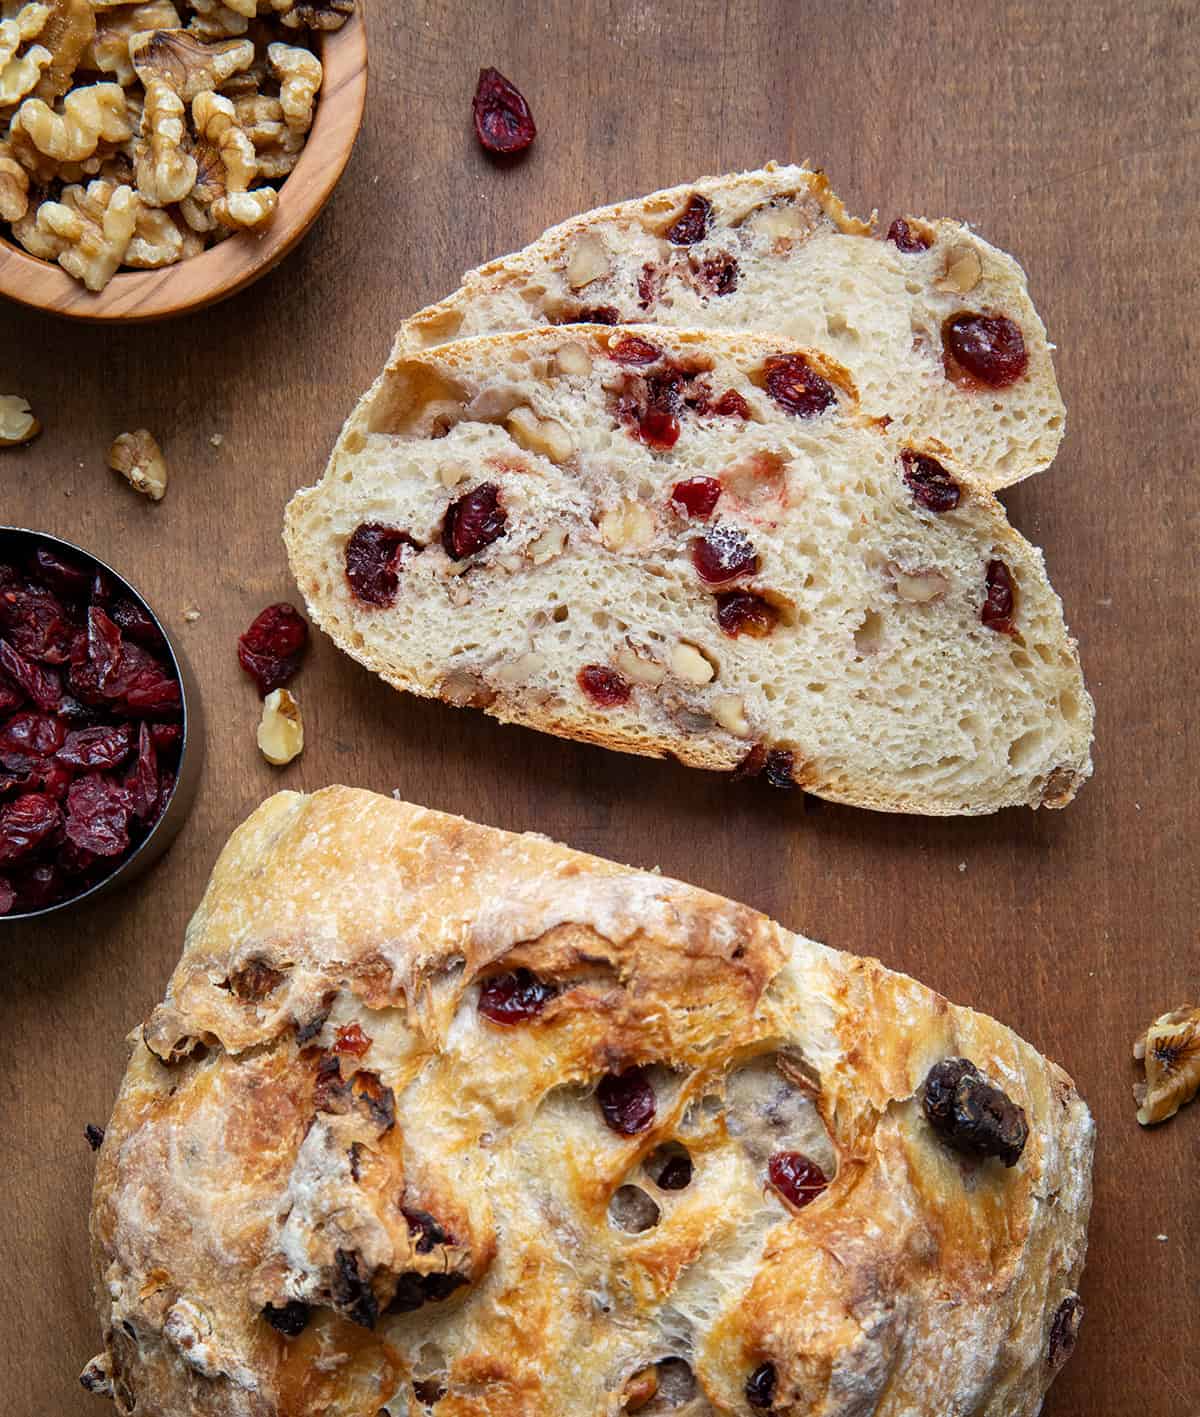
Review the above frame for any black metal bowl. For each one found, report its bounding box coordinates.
[0,527,203,922]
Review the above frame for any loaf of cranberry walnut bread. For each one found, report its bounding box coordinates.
[285,326,1093,814]
[394,163,1065,490]
[84,787,1092,1417]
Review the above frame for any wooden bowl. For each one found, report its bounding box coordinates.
[0,14,367,324]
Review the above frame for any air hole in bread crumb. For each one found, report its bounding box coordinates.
[648,1358,697,1407]
[1059,690,1081,722]
[609,1184,661,1233]
[853,610,885,656]
[1008,729,1044,770]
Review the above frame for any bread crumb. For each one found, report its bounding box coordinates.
[1155,1233,1168,1242]
[183,608,201,623]
[209,434,224,448]
[957,861,967,872]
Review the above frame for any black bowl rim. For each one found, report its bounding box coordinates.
[0,525,197,923]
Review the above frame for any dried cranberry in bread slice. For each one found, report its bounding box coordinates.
[86,786,1093,1417]
[395,163,1064,490]
[286,326,1092,815]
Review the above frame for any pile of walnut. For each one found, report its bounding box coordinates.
[0,0,354,292]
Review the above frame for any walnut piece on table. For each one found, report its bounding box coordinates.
[1133,1004,1200,1125]
[258,687,303,765]
[107,428,169,500]
[0,394,41,447]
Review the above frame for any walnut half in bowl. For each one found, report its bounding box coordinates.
[0,0,366,321]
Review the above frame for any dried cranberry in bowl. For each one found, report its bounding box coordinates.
[0,530,198,919]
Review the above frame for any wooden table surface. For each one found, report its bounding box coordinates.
[2,2,1196,1413]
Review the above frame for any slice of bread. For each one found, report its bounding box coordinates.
[285,326,1093,815]
[394,164,1065,490]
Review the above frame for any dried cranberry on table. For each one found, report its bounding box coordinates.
[942,312,1028,388]
[238,603,310,697]
[0,540,183,916]
[473,67,536,154]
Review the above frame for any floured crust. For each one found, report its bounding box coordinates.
[392,163,1065,490]
[87,787,1093,1417]
[285,325,1093,816]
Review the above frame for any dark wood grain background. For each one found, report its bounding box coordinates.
[2,2,1197,1413]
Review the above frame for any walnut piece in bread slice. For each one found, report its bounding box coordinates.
[86,787,1099,1417]
[284,326,1093,815]
[395,163,1065,491]
[85,787,1093,1417]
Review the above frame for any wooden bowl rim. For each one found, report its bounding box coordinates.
[0,13,367,324]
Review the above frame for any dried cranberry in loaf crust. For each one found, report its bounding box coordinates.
[285,326,1093,816]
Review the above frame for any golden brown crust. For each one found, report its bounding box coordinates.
[87,788,1093,1416]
